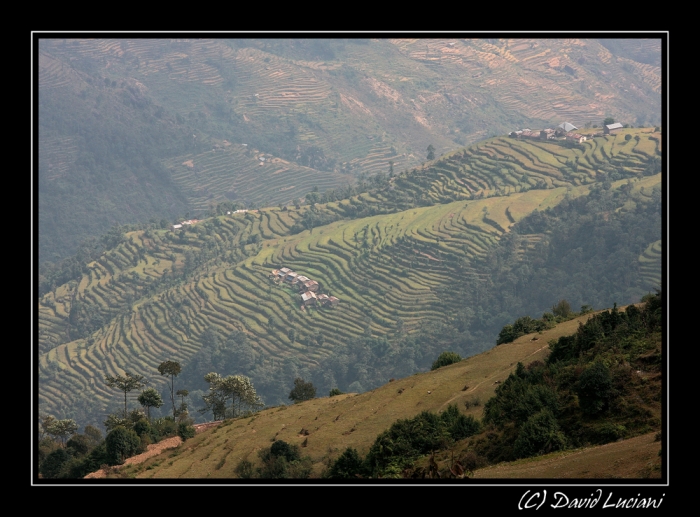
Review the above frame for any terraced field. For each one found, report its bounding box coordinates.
[38,50,83,91]
[232,47,332,115]
[39,136,79,181]
[40,36,662,182]
[638,240,662,289]
[366,131,661,207]
[387,38,661,127]
[164,143,356,211]
[38,128,662,426]
[39,171,659,423]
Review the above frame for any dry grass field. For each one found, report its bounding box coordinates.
[101,311,625,479]
[472,432,661,479]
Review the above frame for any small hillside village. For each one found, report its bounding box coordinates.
[170,219,200,230]
[170,210,260,230]
[509,121,625,143]
[270,267,340,309]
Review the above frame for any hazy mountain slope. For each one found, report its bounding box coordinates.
[38,37,662,261]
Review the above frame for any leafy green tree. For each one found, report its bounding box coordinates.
[513,409,566,458]
[201,372,264,419]
[83,425,102,447]
[201,373,228,420]
[103,413,131,432]
[576,362,613,415]
[580,304,593,315]
[105,426,141,465]
[235,460,254,478]
[256,440,310,479]
[105,372,147,418]
[40,447,70,478]
[365,411,449,476]
[329,387,343,397]
[150,416,178,441]
[426,144,435,161]
[288,377,316,403]
[551,299,572,318]
[40,414,56,440]
[441,404,481,440]
[158,360,182,418]
[65,442,110,479]
[328,447,365,479]
[176,389,190,416]
[270,439,300,462]
[66,434,91,457]
[257,449,289,479]
[431,351,462,370]
[133,418,151,438]
[45,418,79,446]
[138,387,164,421]
[603,117,615,126]
[178,422,196,441]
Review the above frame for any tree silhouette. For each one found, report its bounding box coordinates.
[288,377,316,404]
[138,387,164,421]
[105,373,147,418]
[158,360,182,418]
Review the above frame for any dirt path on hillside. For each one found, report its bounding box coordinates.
[439,344,549,411]
[84,422,221,479]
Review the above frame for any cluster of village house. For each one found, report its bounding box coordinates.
[170,210,259,230]
[270,267,340,309]
[509,121,624,143]
[171,219,200,230]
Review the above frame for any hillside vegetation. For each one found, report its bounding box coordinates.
[39,37,661,262]
[95,294,661,479]
[38,129,661,429]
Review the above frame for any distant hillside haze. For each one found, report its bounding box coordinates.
[38,37,661,263]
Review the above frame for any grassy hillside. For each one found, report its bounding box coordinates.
[93,302,660,479]
[38,130,662,426]
[118,313,592,478]
[38,37,662,261]
[470,432,661,479]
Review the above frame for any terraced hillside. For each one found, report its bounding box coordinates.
[38,37,663,261]
[346,129,662,210]
[38,131,662,426]
[38,183,660,425]
[163,142,355,212]
[639,240,662,289]
[40,130,659,355]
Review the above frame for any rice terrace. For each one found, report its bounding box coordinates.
[36,36,664,483]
